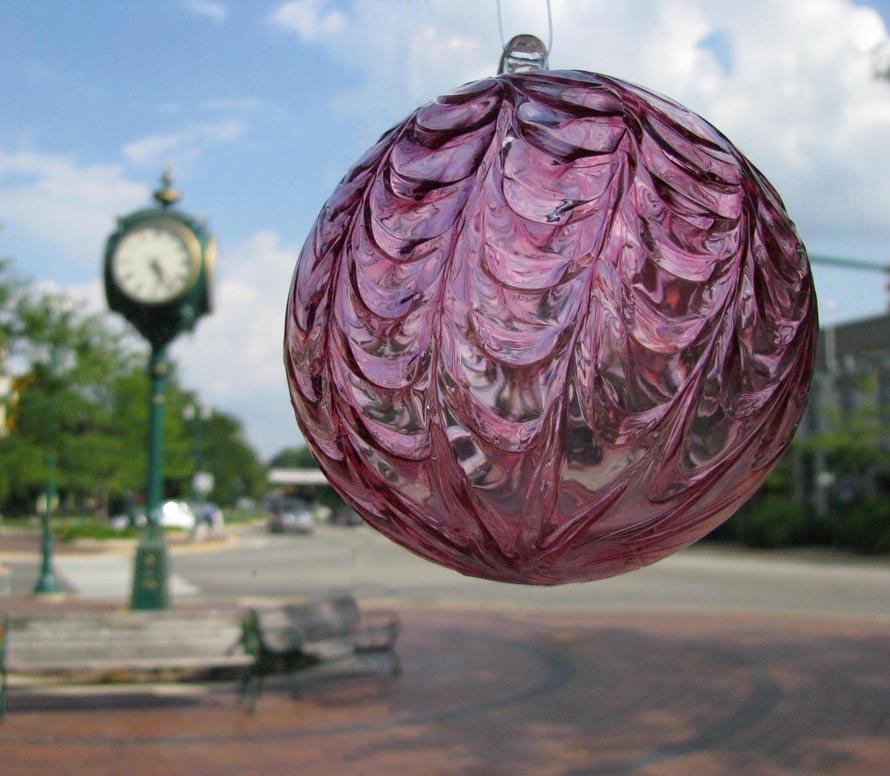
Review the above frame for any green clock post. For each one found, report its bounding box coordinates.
[103,169,215,610]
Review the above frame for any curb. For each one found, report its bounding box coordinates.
[0,534,238,562]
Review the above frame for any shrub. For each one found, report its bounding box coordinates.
[732,497,816,549]
[833,500,890,554]
[53,518,138,542]
[53,518,191,542]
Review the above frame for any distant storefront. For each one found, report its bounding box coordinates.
[800,312,890,512]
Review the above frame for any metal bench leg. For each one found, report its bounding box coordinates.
[238,664,264,715]
[0,616,8,722]
[288,669,304,700]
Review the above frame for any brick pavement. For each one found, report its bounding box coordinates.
[1,604,889,775]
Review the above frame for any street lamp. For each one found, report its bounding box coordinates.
[183,402,212,500]
[33,346,61,595]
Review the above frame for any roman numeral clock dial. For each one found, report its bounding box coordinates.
[111,223,198,304]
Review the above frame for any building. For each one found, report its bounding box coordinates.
[799,313,890,513]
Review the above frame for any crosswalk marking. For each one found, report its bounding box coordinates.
[56,555,199,598]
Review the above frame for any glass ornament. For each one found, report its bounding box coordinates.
[284,67,817,584]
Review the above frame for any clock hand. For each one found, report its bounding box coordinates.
[150,259,165,282]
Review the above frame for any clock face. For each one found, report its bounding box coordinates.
[111,223,198,304]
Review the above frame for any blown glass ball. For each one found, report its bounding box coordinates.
[285,70,817,584]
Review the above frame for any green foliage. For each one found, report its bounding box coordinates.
[0,257,265,515]
[732,496,822,549]
[53,518,138,542]
[801,402,890,477]
[832,500,890,554]
[199,411,266,506]
[51,518,190,543]
[223,508,267,525]
[268,445,319,468]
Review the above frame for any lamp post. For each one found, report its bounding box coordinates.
[129,344,170,610]
[33,346,61,595]
[182,402,211,501]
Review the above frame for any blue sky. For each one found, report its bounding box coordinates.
[2,0,890,457]
[0,0,360,277]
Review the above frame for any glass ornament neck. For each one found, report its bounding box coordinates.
[498,34,549,74]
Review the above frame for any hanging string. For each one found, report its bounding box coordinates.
[496,0,554,55]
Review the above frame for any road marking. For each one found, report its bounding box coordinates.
[56,555,199,598]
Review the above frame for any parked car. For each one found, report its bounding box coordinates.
[159,500,197,530]
[267,498,314,534]
[190,501,224,534]
[110,500,196,531]
[329,508,363,527]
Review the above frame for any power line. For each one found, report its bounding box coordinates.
[809,254,889,273]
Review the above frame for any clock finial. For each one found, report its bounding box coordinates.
[154,166,182,208]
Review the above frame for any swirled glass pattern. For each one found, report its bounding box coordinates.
[285,70,817,584]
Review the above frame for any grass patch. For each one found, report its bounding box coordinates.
[222,508,267,525]
[53,518,138,542]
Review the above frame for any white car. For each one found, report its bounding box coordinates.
[159,500,196,530]
[110,501,196,531]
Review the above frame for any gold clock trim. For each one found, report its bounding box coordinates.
[203,235,217,312]
[111,218,202,306]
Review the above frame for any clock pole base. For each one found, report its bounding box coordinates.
[130,524,169,611]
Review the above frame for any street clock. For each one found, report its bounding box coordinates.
[103,169,215,610]
[104,169,214,348]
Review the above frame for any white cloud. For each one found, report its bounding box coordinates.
[0,149,149,266]
[171,230,304,457]
[183,0,227,24]
[122,118,247,168]
[272,0,890,319]
[267,0,347,42]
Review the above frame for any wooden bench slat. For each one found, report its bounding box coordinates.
[9,631,239,643]
[11,655,253,673]
[2,611,249,684]
[10,645,240,661]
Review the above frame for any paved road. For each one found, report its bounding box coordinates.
[3,525,889,775]
[3,606,889,775]
[173,524,890,619]
[57,554,199,598]
[6,524,888,618]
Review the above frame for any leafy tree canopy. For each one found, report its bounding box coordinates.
[268,445,319,469]
[0,257,265,515]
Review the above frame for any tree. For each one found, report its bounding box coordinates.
[268,445,319,469]
[0,259,201,515]
[197,410,266,506]
[2,272,143,512]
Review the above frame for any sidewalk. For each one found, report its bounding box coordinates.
[1,600,889,775]
[0,527,236,561]
[0,527,237,598]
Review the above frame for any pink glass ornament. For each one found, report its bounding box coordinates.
[285,70,817,584]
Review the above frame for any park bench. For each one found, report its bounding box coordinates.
[0,596,400,718]
[238,595,400,707]
[0,609,252,720]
